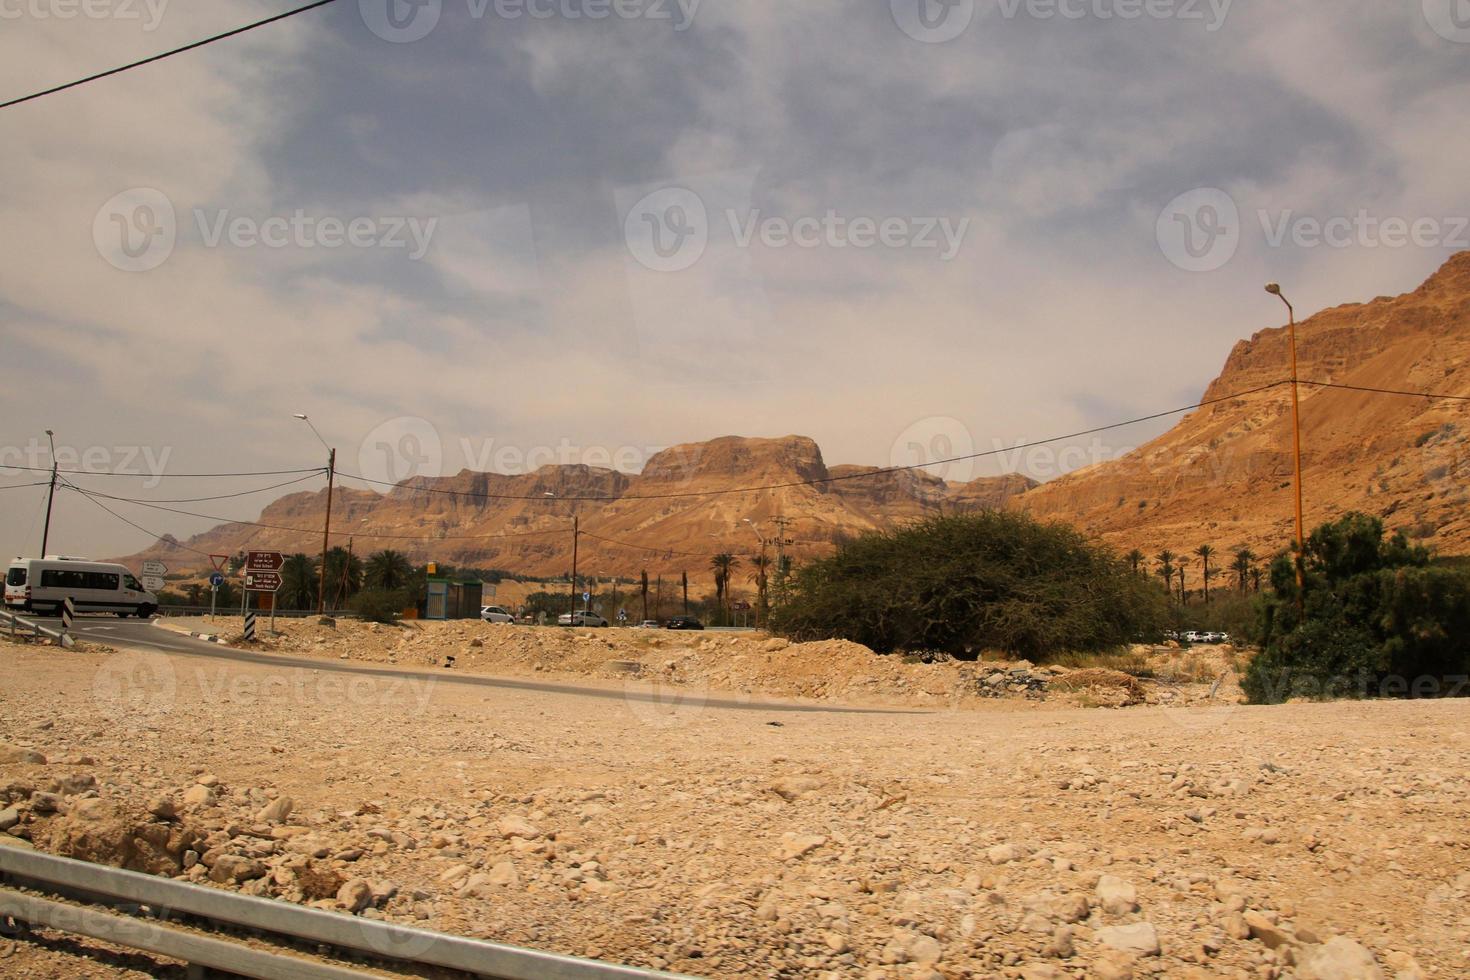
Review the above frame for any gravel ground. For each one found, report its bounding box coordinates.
[1,636,1467,979]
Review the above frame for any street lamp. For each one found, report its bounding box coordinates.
[1266,283,1306,616]
[293,414,336,615]
[40,430,57,557]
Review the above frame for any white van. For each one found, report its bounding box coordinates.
[4,556,158,619]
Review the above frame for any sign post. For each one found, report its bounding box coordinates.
[244,553,284,635]
[209,571,224,621]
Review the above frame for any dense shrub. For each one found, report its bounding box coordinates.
[1243,513,1470,703]
[768,512,1167,659]
[350,587,409,624]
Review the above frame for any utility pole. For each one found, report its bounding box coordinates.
[39,430,57,557]
[682,571,688,615]
[1266,283,1307,618]
[568,515,579,621]
[293,414,336,616]
[318,447,336,614]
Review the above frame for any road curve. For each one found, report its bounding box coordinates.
[30,615,920,716]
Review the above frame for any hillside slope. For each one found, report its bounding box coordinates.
[1015,251,1470,563]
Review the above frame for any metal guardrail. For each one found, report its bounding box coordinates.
[0,846,690,980]
[157,606,362,620]
[0,609,71,646]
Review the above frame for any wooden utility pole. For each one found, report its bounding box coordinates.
[317,447,335,615]
[568,516,579,620]
[1266,283,1307,617]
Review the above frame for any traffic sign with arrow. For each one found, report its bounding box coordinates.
[245,571,283,593]
[246,551,285,572]
[142,560,168,576]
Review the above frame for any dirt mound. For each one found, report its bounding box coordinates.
[1049,668,1147,705]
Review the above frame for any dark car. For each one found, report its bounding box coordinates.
[665,616,704,631]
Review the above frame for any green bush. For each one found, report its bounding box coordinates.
[1243,513,1470,703]
[768,512,1167,659]
[350,588,408,624]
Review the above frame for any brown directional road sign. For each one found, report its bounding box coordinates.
[245,571,283,593]
[245,551,285,572]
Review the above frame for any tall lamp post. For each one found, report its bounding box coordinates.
[293,414,336,615]
[1265,283,1306,616]
[40,430,58,557]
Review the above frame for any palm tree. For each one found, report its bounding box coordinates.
[1155,550,1176,596]
[1177,564,1187,605]
[1250,566,1263,594]
[280,553,316,610]
[748,552,771,627]
[640,569,649,622]
[319,547,363,610]
[710,553,739,623]
[1231,548,1255,595]
[1126,549,1145,578]
[364,550,412,590]
[1195,545,1215,604]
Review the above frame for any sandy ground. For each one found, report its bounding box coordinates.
[1,632,1467,979]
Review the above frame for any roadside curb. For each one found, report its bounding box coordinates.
[152,619,225,644]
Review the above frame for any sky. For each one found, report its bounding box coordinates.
[1,0,1468,562]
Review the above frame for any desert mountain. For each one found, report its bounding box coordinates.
[122,253,1470,581]
[1016,250,1470,565]
[121,435,1036,578]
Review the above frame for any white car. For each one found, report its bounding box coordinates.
[558,611,608,627]
[635,620,661,629]
[480,605,514,624]
[5,556,158,619]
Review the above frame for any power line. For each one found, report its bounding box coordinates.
[0,0,342,112]
[0,481,53,491]
[1299,379,1470,402]
[61,484,574,544]
[71,472,324,504]
[578,529,719,560]
[65,484,219,559]
[0,464,327,478]
[333,379,1297,502]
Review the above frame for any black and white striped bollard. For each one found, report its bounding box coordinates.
[60,597,76,647]
[243,612,257,643]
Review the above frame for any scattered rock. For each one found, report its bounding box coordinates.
[1096,922,1160,956]
[1296,937,1385,980]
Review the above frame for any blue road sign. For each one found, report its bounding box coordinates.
[583,591,590,601]
[209,572,225,588]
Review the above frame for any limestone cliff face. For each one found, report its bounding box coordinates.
[1016,251,1470,561]
[118,435,1032,577]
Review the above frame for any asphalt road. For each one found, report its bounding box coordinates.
[17,614,912,716]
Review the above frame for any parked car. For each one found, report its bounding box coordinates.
[558,611,609,627]
[665,616,704,631]
[480,605,514,624]
[634,619,662,629]
[1182,630,1205,643]
[5,556,157,618]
